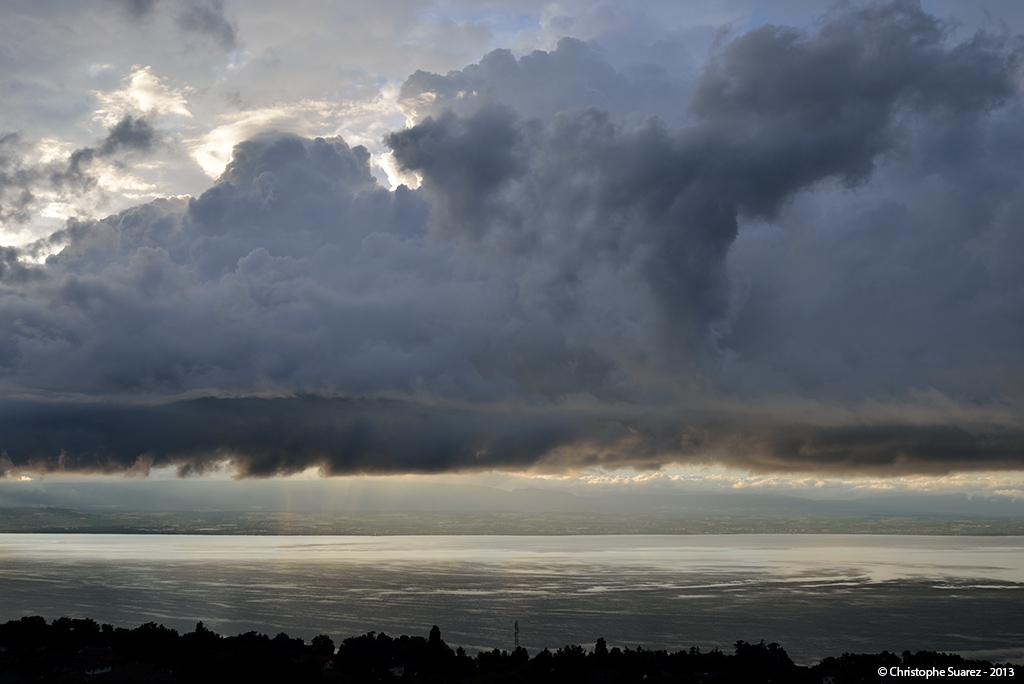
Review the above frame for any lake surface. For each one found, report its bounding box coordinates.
[1,534,1022,664]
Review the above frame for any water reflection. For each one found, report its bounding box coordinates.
[1,534,1022,664]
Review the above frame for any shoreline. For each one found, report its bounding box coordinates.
[3,507,1024,535]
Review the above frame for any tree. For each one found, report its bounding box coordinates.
[311,634,335,655]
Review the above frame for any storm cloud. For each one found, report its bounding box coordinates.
[0,396,595,478]
[388,0,1018,356]
[2,1,1024,478]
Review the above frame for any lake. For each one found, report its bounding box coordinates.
[1,534,1022,664]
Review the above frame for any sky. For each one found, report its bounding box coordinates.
[3,0,1024,504]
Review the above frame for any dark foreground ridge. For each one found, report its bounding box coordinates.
[0,616,1018,683]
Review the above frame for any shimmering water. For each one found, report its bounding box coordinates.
[1,534,1022,664]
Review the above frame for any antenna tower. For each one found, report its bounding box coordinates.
[514,620,520,650]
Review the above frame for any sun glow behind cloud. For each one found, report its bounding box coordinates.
[93,66,193,127]
[189,91,407,181]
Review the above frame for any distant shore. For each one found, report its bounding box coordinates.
[3,506,1024,535]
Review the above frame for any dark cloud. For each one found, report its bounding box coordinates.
[110,0,159,19]
[0,244,39,284]
[0,397,590,478]
[682,420,1024,476]
[99,116,157,155]
[175,0,238,51]
[389,0,1017,350]
[713,4,1024,403]
[385,106,524,240]
[0,117,157,224]
[55,116,158,189]
[1,134,495,401]
[2,1,1024,478]
[110,0,237,50]
[2,395,1022,479]
[0,133,37,224]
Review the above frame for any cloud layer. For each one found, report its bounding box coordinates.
[2,1,1024,478]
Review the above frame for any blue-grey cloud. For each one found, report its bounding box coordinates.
[175,0,237,51]
[398,37,696,128]
[110,0,158,19]
[110,0,237,50]
[389,0,1017,351]
[0,133,36,225]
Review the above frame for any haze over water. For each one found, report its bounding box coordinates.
[2,534,1022,664]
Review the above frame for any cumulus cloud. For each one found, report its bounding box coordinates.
[2,1,1024,478]
[398,37,696,127]
[389,0,1018,353]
